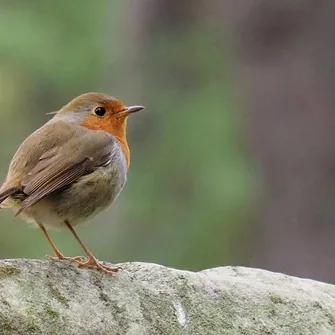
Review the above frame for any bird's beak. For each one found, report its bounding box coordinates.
[126,105,145,114]
[119,105,144,116]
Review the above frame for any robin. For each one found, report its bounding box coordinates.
[0,92,144,274]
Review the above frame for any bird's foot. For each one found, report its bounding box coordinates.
[76,256,120,274]
[48,251,86,263]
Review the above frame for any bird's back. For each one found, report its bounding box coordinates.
[0,119,128,228]
[3,120,86,188]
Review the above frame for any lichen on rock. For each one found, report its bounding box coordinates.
[0,259,334,334]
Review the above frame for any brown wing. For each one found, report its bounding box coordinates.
[16,130,116,215]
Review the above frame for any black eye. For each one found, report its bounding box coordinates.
[94,107,106,117]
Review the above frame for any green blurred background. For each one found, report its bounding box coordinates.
[2,1,335,283]
[0,1,258,271]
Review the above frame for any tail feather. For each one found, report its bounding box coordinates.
[0,187,19,204]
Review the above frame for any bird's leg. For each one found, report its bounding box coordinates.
[37,222,86,262]
[64,220,120,274]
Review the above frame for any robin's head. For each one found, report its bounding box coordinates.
[52,92,144,167]
[53,92,144,134]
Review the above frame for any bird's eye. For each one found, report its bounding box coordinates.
[94,107,106,117]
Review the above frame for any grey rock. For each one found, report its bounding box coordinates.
[0,259,334,334]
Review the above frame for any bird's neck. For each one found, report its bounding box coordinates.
[114,134,130,168]
[81,117,130,167]
[112,119,130,167]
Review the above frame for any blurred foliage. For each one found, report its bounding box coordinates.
[0,1,259,270]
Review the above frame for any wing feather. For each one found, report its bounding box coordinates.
[16,130,116,215]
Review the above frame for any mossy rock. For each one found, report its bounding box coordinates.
[0,259,334,334]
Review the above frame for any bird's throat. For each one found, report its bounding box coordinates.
[114,135,130,167]
[110,119,130,167]
[81,117,131,167]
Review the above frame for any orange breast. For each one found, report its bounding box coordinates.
[81,115,131,167]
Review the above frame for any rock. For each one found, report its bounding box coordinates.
[0,259,334,334]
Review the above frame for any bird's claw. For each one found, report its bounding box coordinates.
[76,257,120,274]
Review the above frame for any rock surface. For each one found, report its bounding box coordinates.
[0,259,334,334]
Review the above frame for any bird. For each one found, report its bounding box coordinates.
[0,92,144,274]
